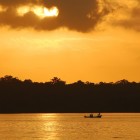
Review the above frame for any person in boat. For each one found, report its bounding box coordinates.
[97,112,101,116]
[90,113,93,117]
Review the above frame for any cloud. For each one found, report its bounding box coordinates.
[0,0,41,6]
[112,0,140,32]
[1,0,140,32]
[119,7,140,31]
[0,0,112,32]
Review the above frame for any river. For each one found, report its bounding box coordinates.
[0,113,140,140]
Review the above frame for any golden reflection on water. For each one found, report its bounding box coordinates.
[0,113,140,140]
[40,113,59,139]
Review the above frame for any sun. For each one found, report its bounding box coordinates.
[43,7,59,17]
[17,5,59,18]
[32,6,59,18]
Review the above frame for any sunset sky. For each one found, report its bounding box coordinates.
[0,0,140,83]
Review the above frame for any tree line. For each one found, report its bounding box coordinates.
[0,75,140,113]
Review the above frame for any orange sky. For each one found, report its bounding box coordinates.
[0,0,140,83]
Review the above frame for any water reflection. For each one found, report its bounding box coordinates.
[0,113,140,140]
[40,114,60,140]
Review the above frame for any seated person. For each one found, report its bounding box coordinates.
[90,114,93,117]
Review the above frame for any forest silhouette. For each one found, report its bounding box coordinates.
[0,75,140,113]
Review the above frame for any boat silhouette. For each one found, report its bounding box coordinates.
[84,113,102,118]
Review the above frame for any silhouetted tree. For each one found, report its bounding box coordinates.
[50,77,66,85]
[0,75,140,113]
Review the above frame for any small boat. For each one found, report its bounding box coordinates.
[84,113,102,118]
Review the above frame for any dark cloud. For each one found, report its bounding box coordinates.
[0,0,43,6]
[0,0,111,32]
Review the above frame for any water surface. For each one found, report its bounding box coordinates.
[0,113,140,140]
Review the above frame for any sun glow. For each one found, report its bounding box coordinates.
[0,5,7,12]
[17,5,59,18]
[44,7,59,17]
[17,6,30,16]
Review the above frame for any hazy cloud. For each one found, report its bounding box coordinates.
[0,0,112,32]
[113,0,140,32]
[119,7,140,31]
